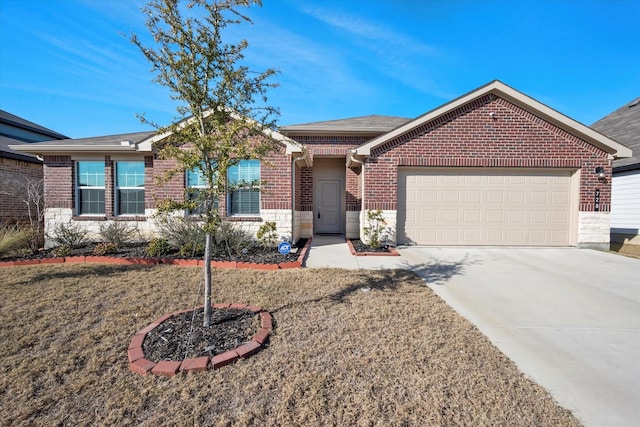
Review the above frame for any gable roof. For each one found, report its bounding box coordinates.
[590,97,640,170]
[281,115,411,136]
[354,80,632,160]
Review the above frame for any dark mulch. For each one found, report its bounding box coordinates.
[2,238,308,264]
[349,238,393,253]
[142,307,261,361]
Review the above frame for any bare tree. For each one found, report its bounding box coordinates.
[130,0,279,326]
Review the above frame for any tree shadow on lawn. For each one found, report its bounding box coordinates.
[25,264,151,284]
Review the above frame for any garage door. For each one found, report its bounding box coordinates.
[397,168,576,246]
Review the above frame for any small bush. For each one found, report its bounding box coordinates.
[49,220,88,249]
[363,210,387,249]
[52,245,71,257]
[99,222,136,247]
[256,221,278,249]
[0,224,28,257]
[178,242,205,258]
[146,238,171,257]
[93,242,118,256]
[213,221,257,257]
[156,215,205,249]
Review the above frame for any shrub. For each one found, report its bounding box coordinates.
[207,221,257,258]
[156,215,205,249]
[256,221,278,249]
[146,238,171,257]
[99,222,136,247]
[52,245,71,257]
[93,242,118,256]
[178,242,205,258]
[49,220,88,249]
[363,210,387,249]
[0,224,28,257]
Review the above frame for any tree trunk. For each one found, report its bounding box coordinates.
[203,231,212,327]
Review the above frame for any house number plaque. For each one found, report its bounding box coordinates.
[594,189,600,212]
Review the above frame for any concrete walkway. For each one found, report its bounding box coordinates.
[304,237,640,427]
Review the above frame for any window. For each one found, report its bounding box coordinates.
[115,161,145,215]
[186,167,207,215]
[76,161,105,215]
[227,159,260,215]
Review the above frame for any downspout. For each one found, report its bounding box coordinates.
[291,149,309,242]
[348,149,365,239]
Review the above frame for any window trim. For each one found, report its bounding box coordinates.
[114,161,145,216]
[75,160,105,216]
[226,159,261,216]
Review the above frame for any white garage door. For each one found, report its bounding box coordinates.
[397,168,576,246]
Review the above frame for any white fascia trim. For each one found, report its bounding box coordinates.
[142,108,305,155]
[9,144,139,154]
[355,80,632,159]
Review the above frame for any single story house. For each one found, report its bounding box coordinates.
[590,98,640,245]
[0,109,68,224]
[12,81,631,249]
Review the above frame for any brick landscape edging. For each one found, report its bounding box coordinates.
[0,238,311,270]
[346,239,400,256]
[129,304,273,377]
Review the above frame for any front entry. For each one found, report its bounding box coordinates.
[313,157,345,234]
[316,179,342,233]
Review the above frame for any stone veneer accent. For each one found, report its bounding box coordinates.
[578,212,610,250]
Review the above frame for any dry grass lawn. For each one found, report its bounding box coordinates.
[0,264,581,426]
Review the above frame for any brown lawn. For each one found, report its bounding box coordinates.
[0,264,581,426]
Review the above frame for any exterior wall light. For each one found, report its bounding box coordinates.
[595,166,606,181]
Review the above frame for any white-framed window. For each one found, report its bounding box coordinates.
[115,161,145,215]
[76,161,105,215]
[227,159,260,215]
[186,167,207,215]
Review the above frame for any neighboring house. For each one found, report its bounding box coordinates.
[591,98,640,245]
[12,81,631,249]
[0,110,69,224]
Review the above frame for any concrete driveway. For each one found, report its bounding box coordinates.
[398,247,640,427]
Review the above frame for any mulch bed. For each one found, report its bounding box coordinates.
[348,238,395,254]
[1,238,308,264]
[142,307,260,362]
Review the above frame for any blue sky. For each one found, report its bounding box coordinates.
[1,0,638,139]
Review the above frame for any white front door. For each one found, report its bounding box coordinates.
[316,179,342,234]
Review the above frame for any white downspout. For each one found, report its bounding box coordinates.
[292,149,309,241]
[348,149,365,239]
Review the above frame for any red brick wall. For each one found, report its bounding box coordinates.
[289,135,370,211]
[43,155,73,210]
[0,157,43,222]
[365,95,611,211]
[262,145,292,210]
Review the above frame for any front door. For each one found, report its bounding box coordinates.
[315,179,342,234]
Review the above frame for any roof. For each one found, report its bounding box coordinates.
[11,131,156,155]
[0,136,41,163]
[354,80,633,160]
[0,109,69,141]
[280,115,411,136]
[590,98,640,170]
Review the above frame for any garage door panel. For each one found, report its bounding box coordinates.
[398,168,574,246]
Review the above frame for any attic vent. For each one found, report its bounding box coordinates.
[120,140,133,146]
[629,98,640,108]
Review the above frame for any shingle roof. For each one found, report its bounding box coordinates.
[0,109,69,140]
[591,98,640,170]
[0,136,41,163]
[10,131,156,155]
[280,115,411,135]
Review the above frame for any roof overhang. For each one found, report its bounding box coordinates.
[355,80,633,160]
[9,144,143,154]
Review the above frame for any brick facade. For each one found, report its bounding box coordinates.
[365,95,611,212]
[0,157,43,223]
